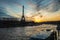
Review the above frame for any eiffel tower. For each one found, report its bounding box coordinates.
[20,5,25,25]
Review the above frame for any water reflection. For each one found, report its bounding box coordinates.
[0,24,57,40]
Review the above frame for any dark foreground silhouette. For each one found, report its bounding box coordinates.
[0,20,60,27]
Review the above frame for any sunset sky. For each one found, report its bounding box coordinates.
[0,0,60,22]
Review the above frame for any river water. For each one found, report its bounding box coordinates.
[0,27,28,40]
[0,24,57,40]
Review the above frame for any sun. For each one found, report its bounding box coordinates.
[33,16,43,23]
[34,19,41,23]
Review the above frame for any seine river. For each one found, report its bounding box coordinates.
[0,24,56,40]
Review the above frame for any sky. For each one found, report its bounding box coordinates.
[0,0,60,22]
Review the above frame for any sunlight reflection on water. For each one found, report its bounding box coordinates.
[0,24,57,40]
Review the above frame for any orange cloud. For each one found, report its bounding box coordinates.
[33,10,60,22]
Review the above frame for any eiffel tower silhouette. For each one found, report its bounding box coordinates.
[20,6,25,25]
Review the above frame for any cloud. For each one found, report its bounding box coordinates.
[0,0,60,22]
[32,10,60,22]
[0,0,17,3]
[0,0,22,18]
[27,2,36,8]
[5,7,22,18]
